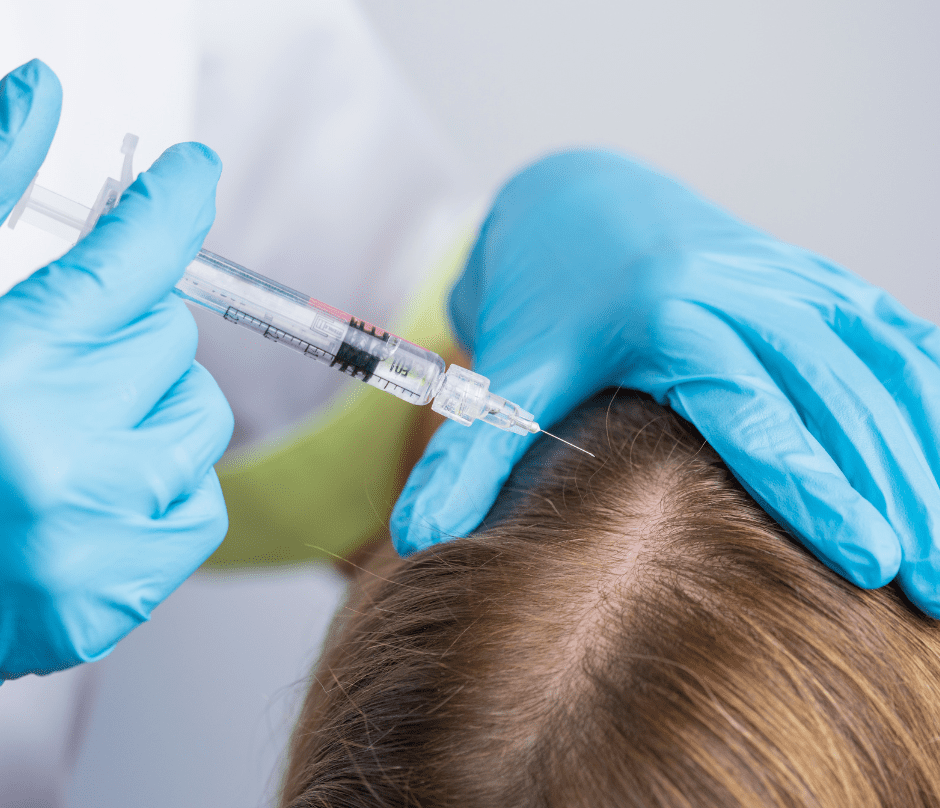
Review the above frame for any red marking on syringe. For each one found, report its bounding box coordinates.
[308,298,389,339]
[308,297,353,322]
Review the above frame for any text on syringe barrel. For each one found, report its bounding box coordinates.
[175,250,446,405]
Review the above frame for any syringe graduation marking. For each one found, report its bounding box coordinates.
[330,317,390,382]
[224,307,330,360]
[221,306,422,401]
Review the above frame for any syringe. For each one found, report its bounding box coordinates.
[6,135,594,454]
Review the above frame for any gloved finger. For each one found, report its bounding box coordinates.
[0,462,229,678]
[19,293,201,430]
[658,289,940,592]
[896,544,940,618]
[793,254,940,371]
[56,469,229,667]
[866,289,940,367]
[0,59,61,222]
[133,361,233,517]
[67,360,230,520]
[780,252,940,370]
[9,141,220,334]
[134,469,229,608]
[391,417,531,554]
[829,306,940,482]
[391,346,600,554]
[743,316,940,609]
[667,377,902,589]
[78,294,200,429]
[619,295,910,587]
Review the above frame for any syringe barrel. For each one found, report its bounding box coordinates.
[8,174,451,410]
[178,250,445,405]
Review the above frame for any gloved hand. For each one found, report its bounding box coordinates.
[392,149,940,616]
[0,60,234,679]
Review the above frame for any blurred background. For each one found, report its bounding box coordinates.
[0,1,936,806]
[361,0,940,321]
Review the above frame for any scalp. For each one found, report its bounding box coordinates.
[282,391,940,808]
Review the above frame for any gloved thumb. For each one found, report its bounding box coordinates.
[391,346,593,555]
[0,60,62,223]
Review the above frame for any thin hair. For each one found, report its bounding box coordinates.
[281,390,940,808]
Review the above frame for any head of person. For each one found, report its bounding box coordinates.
[280,390,940,808]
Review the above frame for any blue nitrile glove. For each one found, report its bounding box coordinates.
[392,149,940,615]
[0,60,234,679]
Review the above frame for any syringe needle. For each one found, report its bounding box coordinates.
[538,429,596,458]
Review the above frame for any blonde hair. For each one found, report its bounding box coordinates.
[282,390,940,807]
